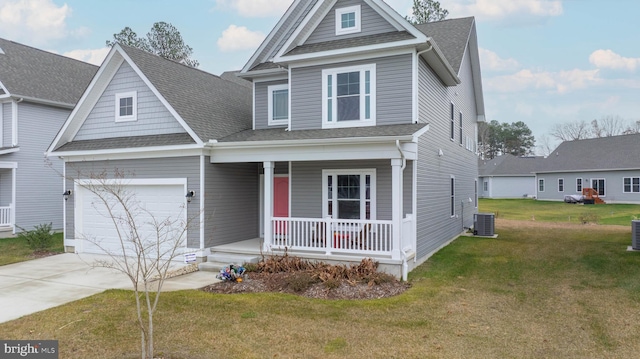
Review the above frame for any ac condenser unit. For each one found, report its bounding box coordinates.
[632,220,640,250]
[474,213,495,236]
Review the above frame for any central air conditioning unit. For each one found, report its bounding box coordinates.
[632,220,640,250]
[474,213,495,236]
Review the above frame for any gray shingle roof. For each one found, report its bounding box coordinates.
[414,17,475,74]
[286,31,415,56]
[220,71,252,88]
[0,37,97,106]
[120,45,252,142]
[536,134,640,173]
[218,123,427,143]
[479,154,547,177]
[55,133,195,152]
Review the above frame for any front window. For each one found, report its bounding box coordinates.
[539,179,545,192]
[324,170,375,220]
[335,5,361,35]
[322,64,375,128]
[268,84,289,125]
[592,179,605,196]
[558,178,564,192]
[623,177,640,193]
[115,91,137,122]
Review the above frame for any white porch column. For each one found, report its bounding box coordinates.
[263,161,274,252]
[391,159,402,260]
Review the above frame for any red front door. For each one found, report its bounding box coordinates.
[273,177,289,236]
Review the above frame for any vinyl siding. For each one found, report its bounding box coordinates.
[479,176,536,198]
[305,0,397,44]
[65,157,201,248]
[6,102,68,231]
[204,161,260,247]
[290,53,413,130]
[536,170,640,204]
[254,80,288,130]
[2,102,11,146]
[291,160,393,220]
[415,49,479,261]
[74,62,186,141]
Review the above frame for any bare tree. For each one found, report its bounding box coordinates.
[591,115,626,137]
[536,134,557,157]
[549,120,590,141]
[623,120,640,135]
[74,169,198,359]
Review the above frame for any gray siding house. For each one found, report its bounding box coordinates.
[48,0,485,278]
[479,154,546,198]
[535,134,640,203]
[0,38,97,233]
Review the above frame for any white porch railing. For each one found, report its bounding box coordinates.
[0,205,11,226]
[270,217,395,255]
[401,214,414,251]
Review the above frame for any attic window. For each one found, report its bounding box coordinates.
[115,91,137,122]
[335,5,361,36]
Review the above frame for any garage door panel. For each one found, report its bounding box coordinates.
[76,183,187,259]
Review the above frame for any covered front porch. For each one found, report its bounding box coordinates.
[0,163,16,232]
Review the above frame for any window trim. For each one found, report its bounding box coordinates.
[450,103,455,141]
[538,178,545,192]
[267,84,289,126]
[558,178,564,192]
[322,64,376,129]
[623,177,640,193]
[459,112,463,146]
[115,91,137,122]
[450,176,455,218]
[335,5,361,36]
[322,169,376,220]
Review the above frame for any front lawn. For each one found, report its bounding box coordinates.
[479,198,640,226]
[0,232,64,266]
[2,221,640,358]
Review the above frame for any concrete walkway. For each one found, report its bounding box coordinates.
[0,253,219,323]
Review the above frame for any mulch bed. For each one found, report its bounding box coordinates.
[201,271,411,300]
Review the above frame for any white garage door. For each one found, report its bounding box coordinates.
[75,179,187,258]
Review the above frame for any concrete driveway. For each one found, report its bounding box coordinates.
[0,253,218,323]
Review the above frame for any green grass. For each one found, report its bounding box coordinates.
[0,232,64,266]
[479,198,640,225]
[2,222,640,358]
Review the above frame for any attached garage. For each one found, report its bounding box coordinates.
[74,179,188,258]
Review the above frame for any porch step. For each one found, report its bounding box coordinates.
[198,253,261,273]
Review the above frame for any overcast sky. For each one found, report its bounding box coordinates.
[1,0,638,153]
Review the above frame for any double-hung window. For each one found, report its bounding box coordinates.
[268,84,289,126]
[322,64,375,128]
[623,177,640,193]
[335,5,361,35]
[558,178,564,192]
[450,176,455,217]
[323,169,375,220]
[459,112,463,145]
[450,103,455,141]
[576,178,582,192]
[115,91,137,122]
[539,179,545,192]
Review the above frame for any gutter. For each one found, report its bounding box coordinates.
[9,94,76,109]
[207,134,416,149]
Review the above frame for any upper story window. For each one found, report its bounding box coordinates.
[335,5,361,35]
[115,91,137,122]
[268,84,289,126]
[322,64,376,129]
[450,103,455,141]
[459,112,463,145]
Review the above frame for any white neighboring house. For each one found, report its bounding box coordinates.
[0,38,97,233]
[535,134,640,204]
[479,154,546,199]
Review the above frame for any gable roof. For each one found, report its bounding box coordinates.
[49,44,252,153]
[536,134,640,173]
[0,37,98,107]
[479,154,547,177]
[414,17,474,75]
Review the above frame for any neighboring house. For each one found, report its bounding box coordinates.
[479,154,546,198]
[47,0,485,278]
[535,134,640,204]
[0,38,97,233]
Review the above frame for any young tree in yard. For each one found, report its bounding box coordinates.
[74,169,197,359]
[107,22,199,67]
[406,0,449,24]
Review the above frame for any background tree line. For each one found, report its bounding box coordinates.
[478,120,535,160]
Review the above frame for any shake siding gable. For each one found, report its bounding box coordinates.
[255,79,288,130]
[65,157,201,247]
[290,53,413,130]
[304,0,397,44]
[74,61,186,141]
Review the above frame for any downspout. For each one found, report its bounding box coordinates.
[396,140,408,281]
